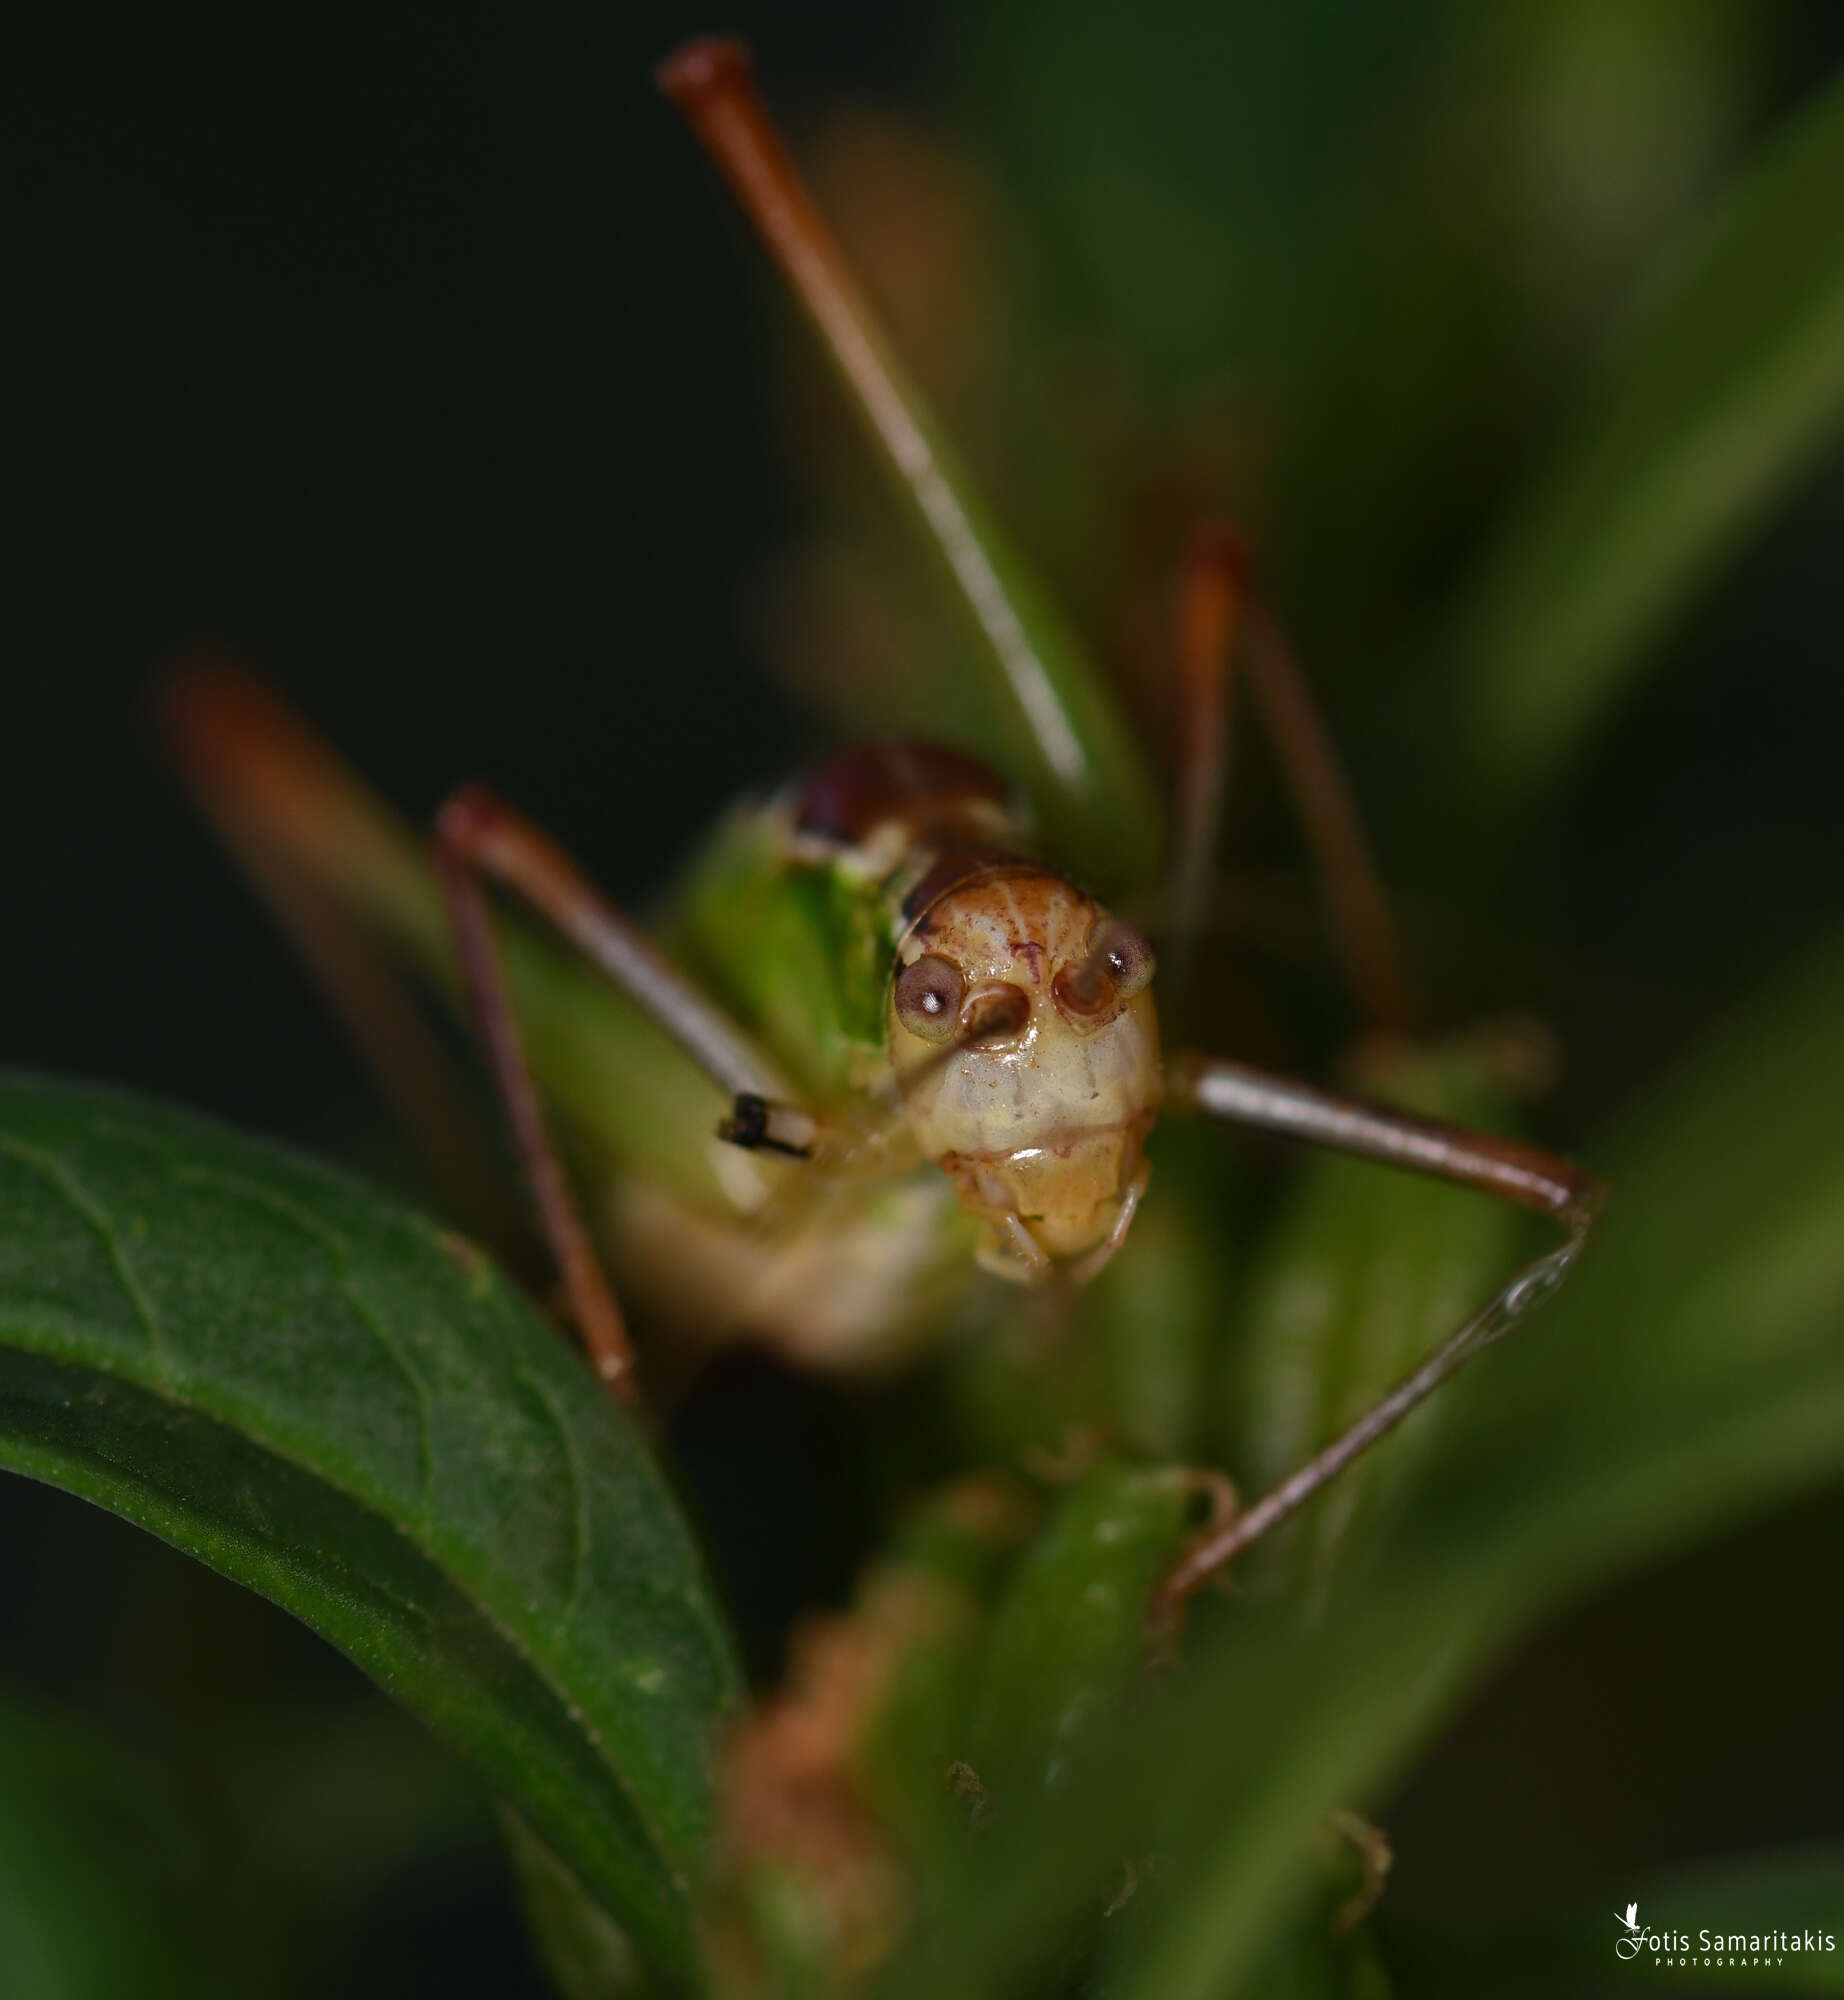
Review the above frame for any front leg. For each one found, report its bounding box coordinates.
[1153,1053,1604,1622]
[1169,1054,1600,1225]
[435,785,817,1406]
[435,793,642,1403]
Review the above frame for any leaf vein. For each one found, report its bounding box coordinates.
[0,1135,167,1363]
[517,1363,590,1626]
[170,1163,436,1520]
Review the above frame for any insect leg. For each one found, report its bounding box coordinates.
[1165,529,1420,1034]
[158,657,522,1253]
[657,37,1164,897]
[434,787,823,1400]
[1238,589,1422,1035]
[433,801,641,1401]
[435,786,813,1150]
[1166,525,1245,986]
[1154,1053,1603,1616]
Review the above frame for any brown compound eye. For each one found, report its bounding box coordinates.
[1094,917,1156,998]
[893,953,966,1043]
[1056,916,1157,1019]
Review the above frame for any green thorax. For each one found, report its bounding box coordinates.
[663,742,1031,1108]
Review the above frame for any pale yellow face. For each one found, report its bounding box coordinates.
[884,872,1162,1276]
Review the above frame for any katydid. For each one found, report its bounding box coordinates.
[160,37,1602,1615]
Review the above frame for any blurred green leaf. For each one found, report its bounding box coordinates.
[0,1075,741,1990]
[968,1460,1199,1803]
[501,1809,658,2000]
[1228,1042,1524,1603]
[0,1686,232,2000]
[1455,59,1844,814]
[880,917,1844,2000]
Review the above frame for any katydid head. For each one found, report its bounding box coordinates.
[886,871,1162,1278]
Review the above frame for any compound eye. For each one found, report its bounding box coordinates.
[894,953,966,1043]
[1056,916,1157,1019]
[1093,917,1156,999]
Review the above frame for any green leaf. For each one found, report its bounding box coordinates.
[1454,60,1844,814]
[1227,1040,1524,1602]
[879,917,1844,2000]
[500,1810,660,2000]
[0,1685,234,1999]
[967,1460,1198,1803]
[0,1074,742,1991]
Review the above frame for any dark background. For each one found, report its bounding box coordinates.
[7,3,1844,1991]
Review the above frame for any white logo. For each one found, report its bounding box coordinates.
[1615,1899,1836,1968]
